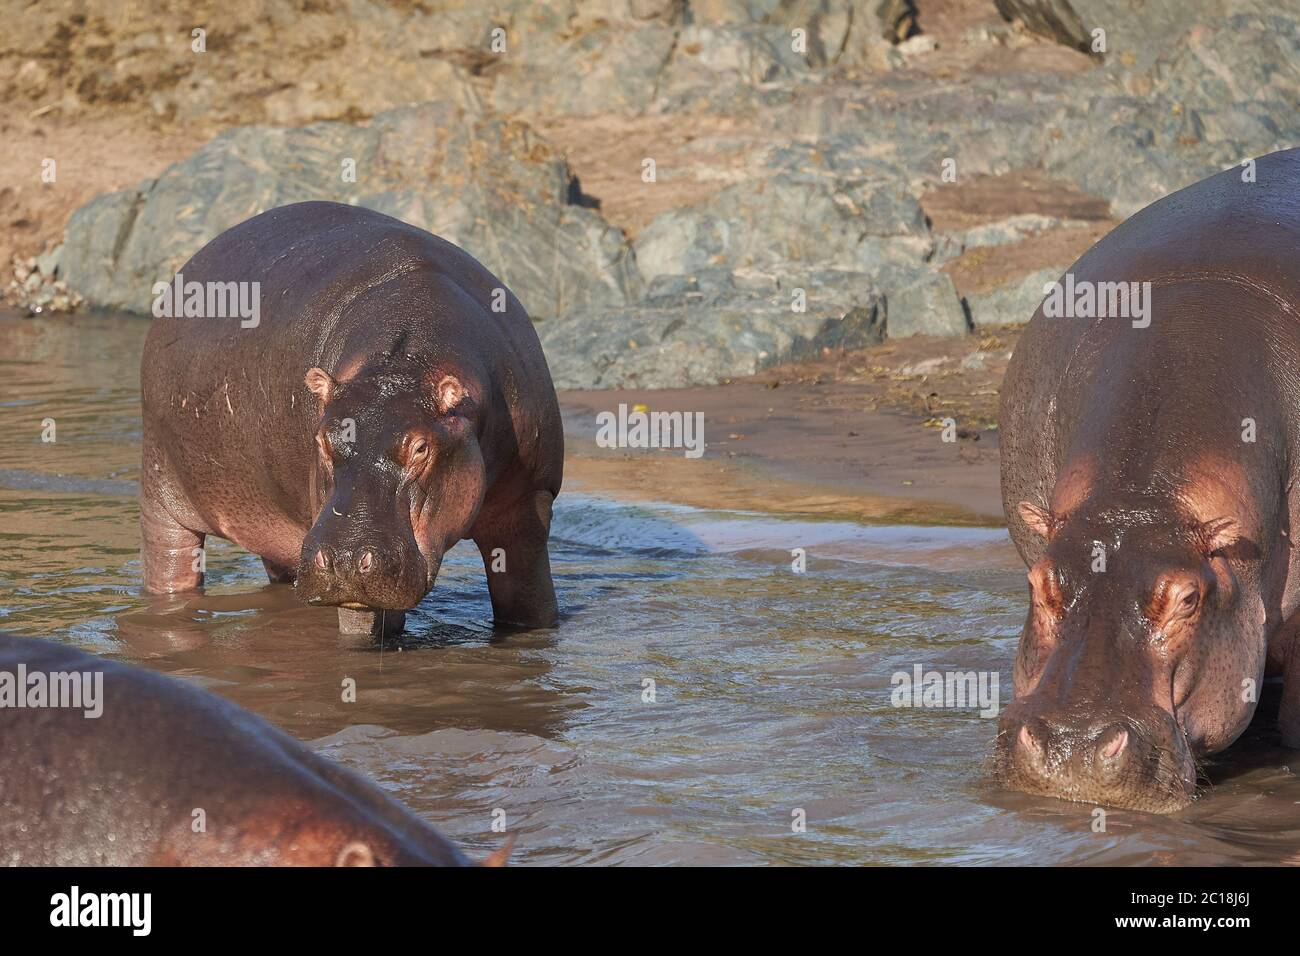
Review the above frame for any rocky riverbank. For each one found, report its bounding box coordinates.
[2,0,1297,388]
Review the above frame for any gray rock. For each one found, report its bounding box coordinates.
[993,1,1270,67]
[634,145,930,281]
[773,7,1298,222]
[539,268,884,389]
[885,273,968,338]
[1040,92,1270,217]
[1149,13,1300,118]
[655,24,814,94]
[35,243,62,279]
[931,214,1088,267]
[60,103,641,321]
[490,25,679,117]
[690,0,916,65]
[965,267,1060,329]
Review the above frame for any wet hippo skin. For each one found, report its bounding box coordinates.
[997,147,1300,812]
[139,201,563,635]
[0,633,475,865]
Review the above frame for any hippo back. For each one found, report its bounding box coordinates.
[0,632,469,866]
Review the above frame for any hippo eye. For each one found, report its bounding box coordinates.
[1157,582,1201,624]
[408,438,429,463]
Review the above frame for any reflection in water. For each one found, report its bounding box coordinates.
[2,313,1300,865]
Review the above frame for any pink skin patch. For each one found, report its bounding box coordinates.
[1177,453,1255,542]
[1049,458,1097,515]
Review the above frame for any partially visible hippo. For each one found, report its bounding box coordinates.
[139,201,563,635]
[997,148,1300,812]
[0,633,497,865]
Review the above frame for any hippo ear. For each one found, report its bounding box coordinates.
[1195,516,1241,556]
[334,842,376,867]
[1017,501,1057,540]
[305,367,336,403]
[430,374,466,414]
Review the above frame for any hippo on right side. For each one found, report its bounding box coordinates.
[997,148,1300,812]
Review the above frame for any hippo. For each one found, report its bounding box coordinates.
[997,148,1300,812]
[0,632,505,865]
[139,201,563,634]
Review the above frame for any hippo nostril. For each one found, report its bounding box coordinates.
[1099,726,1129,761]
[315,548,330,571]
[358,550,374,574]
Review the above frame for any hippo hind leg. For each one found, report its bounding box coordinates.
[140,508,206,594]
[473,489,559,629]
[140,428,209,594]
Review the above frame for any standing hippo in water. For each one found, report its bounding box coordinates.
[997,148,1300,812]
[140,202,563,634]
[0,633,497,865]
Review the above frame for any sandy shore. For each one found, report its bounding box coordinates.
[558,330,1014,527]
[1,304,1010,527]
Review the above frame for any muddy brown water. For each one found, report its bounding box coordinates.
[3,313,1300,865]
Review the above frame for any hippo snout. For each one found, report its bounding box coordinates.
[312,542,382,577]
[1012,717,1134,783]
[294,533,429,612]
[996,706,1197,813]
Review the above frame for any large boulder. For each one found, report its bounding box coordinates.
[1040,90,1293,217]
[60,103,641,321]
[885,272,968,338]
[539,267,884,389]
[965,267,1058,329]
[633,145,931,281]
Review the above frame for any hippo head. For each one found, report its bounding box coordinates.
[293,365,486,612]
[995,493,1261,813]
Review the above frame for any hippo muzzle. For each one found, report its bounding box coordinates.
[295,510,432,612]
[996,698,1198,813]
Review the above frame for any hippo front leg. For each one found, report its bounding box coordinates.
[473,490,559,629]
[1274,611,1300,748]
[1280,663,1300,750]
[262,558,295,585]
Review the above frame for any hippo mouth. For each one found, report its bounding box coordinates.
[293,555,431,612]
[996,748,1197,814]
[994,707,1199,814]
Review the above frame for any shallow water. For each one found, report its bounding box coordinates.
[4,313,1300,865]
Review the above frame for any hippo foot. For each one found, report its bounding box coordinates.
[336,608,406,638]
